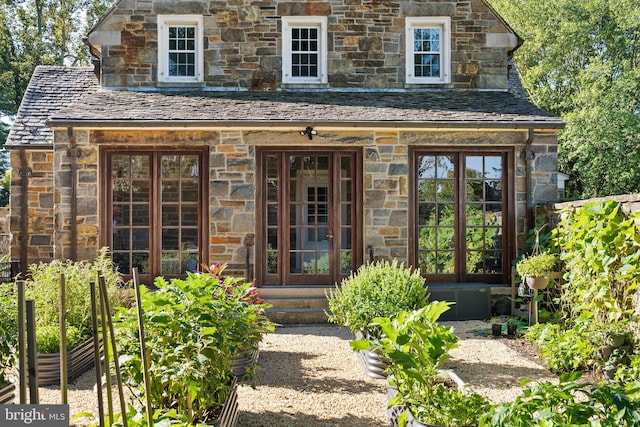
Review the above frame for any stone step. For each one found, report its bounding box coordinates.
[257,285,334,299]
[265,296,329,310]
[265,308,329,324]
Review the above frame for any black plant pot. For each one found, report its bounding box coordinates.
[491,323,503,337]
[507,323,517,337]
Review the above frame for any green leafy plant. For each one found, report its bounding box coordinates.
[515,252,557,278]
[25,248,126,353]
[352,302,490,427]
[36,324,83,354]
[326,259,428,338]
[114,271,273,425]
[480,372,640,426]
[0,283,17,386]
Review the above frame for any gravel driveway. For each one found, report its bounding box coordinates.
[23,322,556,426]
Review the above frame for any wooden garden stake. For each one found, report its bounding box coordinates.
[90,282,105,427]
[59,273,68,404]
[133,268,153,427]
[26,299,39,403]
[98,276,114,426]
[98,274,128,427]
[17,280,27,404]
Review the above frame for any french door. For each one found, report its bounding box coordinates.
[103,149,207,283]
[257,149,361,285]
[412,149,513,284]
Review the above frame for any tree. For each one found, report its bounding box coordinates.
[0,0,114,116]
[489,0,640,198]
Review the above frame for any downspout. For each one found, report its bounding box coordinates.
[18,149,31,277]
[67,127,78,261]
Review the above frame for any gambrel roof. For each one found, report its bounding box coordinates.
[8,65,562,147]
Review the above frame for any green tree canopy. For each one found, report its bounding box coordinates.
[489,0,640,199]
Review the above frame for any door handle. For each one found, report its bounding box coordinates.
[327,234,334,239]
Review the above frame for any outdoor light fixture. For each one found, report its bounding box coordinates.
[299,126,317,140]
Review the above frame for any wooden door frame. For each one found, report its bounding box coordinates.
[408,146,514,285]
[255,147,363,286]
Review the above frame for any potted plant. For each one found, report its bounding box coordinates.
[0,282,17,404]
[490,317,504,338]
[24,248,126,385]
[326,259,429,378]
[515,252,557,290]
[352,302,490,427]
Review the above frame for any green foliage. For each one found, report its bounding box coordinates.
[554,201,640,324]
[36,324,83,354]
[527,321,600,373]
[114,272,274,425]
[25,248,126,353]
[0,282,17,385]
[480,372,640,426]
[326,259,428,337]
[488,0,640,198]
[353,303,490,427]
[515,252,557,278]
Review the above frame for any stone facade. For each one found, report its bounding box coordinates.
[90,0,517,90]
[14,126,555,281]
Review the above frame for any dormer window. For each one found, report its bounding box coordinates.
[405,17,451,84]
[158,15,203,84]
[282,17,328,85]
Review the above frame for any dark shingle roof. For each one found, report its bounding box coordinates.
[9,66,563,147]
[6,66,99,147]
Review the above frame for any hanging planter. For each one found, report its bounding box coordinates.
[516,252,557,291]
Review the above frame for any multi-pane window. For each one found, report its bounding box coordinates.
[282,17,327,84]
[168,25,196,77]
[413,150,511,284]
[107,150,205,282]
[406,18,451,84]
[158,15,203,83]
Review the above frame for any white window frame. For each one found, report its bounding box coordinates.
[281,16,328,85]
[157,15,204,84]
[405,17,451,84]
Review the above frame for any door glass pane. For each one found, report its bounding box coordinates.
[464,155,503,274]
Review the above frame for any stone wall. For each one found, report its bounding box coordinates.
[13,126,557,279]
[93,0,515,90]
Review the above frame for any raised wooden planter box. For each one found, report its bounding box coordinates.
[0,382,15,404]
[37,337,97,386]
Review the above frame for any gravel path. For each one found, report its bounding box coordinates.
[19,322,557,426]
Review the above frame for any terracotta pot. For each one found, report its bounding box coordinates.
[525,275,549,290]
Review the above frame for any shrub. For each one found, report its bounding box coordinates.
[25,248,126,353]
[36,324,83,354]
[114,272,274,425]
[0,283,17,386]
[326,259,428,337]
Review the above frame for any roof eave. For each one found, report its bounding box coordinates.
[46,119,565,131]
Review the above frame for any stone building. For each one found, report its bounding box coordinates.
[7,0,563,321]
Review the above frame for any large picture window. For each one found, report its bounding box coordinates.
[282,17,328,85]
[412,149,513,284]
[104,149,207,282]
[158,15,203,84]
[405,17,451,84]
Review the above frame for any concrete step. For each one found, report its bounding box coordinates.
[265,308,330,324]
